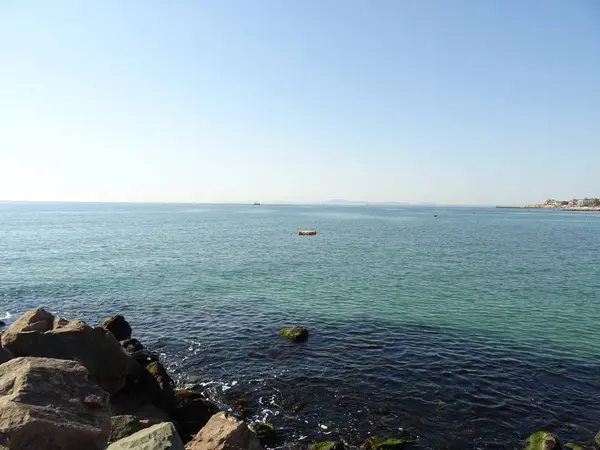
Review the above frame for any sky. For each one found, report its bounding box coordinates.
[1,1,599,205]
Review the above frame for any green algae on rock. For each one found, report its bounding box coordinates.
[564,443,583,450]
[524,432,561,450]
[362,436,406,450]
[250,422,277,447]
[312,440,346,450]
[278,326,309,342]
[174,389,204,400]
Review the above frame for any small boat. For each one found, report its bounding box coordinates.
[298,230,317,236]
[253,202,260,206]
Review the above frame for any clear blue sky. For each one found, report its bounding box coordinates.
[1,1,598,204]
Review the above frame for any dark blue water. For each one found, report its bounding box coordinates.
[1,203,600,449]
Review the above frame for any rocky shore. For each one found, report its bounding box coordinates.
[0,310,597,449]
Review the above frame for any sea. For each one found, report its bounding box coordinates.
[1,202,599,449]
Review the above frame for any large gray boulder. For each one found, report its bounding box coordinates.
[0,356,111,450]
[1,308,129,393]
[107,422,184,450]
[185,412,262,450]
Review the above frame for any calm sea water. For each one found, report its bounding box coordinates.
[1,203,600,449]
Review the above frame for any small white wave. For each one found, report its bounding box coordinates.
[2,312,11,320]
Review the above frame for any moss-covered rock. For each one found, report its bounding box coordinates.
[595,431,600,447]
[312,441,345,450]
[278,326,309,342]
[250,422,277,447]
[174,389,204,400]
[564,443,583,450]
[524,432,561,450]
[362,436,406,450]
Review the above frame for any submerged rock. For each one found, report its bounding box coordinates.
[362,436,406,450]
[0,320,5,327]
[292,402,306,412]
[0,356,111,450]
[250,422,277,447]
[107,422,184,450]
[564,444,583,450]
[278,326,309,342]
[100,315,132,341]
[1,308,129,394]
[185,412,262,450]
[312,441,346,450]
[524,432,561,450]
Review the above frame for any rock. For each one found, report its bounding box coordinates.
[0,356,111,450]
[0,346,12,364]
[0,320,5,327]
[107,422,184,450]
[362,436,406,450]
[312,442,346,450]
[112,361,177,417]
[109,414,168,443]
[100,315,132,341]
[1,308,129,394]
[132,349,160,365]
[147,361,176,413]
[121,338,145,354]
[184,412,262,450]
[172,389,219,441]
[175,389,205,400]
[278,326,309,342]
[111,402,172,423]
[524,432,561,450]
[250,422,277,447]
[596,431,600,447]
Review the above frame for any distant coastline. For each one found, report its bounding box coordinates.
[497,205,600,211]
[497,197,600,211]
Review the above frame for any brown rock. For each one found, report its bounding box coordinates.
[185,412,262,450]
[0,356,111,450]
[100,315,132,341]
[172,389,219,442]
[111,361,176,416]
[146,361,176,413]
[1,308,129,394]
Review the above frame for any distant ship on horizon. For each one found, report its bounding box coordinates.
[253,202,261,206]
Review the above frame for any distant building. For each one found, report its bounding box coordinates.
[578,198,594,207]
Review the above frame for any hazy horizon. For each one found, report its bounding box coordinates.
[2,1,598,205]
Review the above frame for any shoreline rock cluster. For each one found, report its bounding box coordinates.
[0,310,597,449]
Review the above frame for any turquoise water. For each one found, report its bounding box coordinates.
[2,203,600,448]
